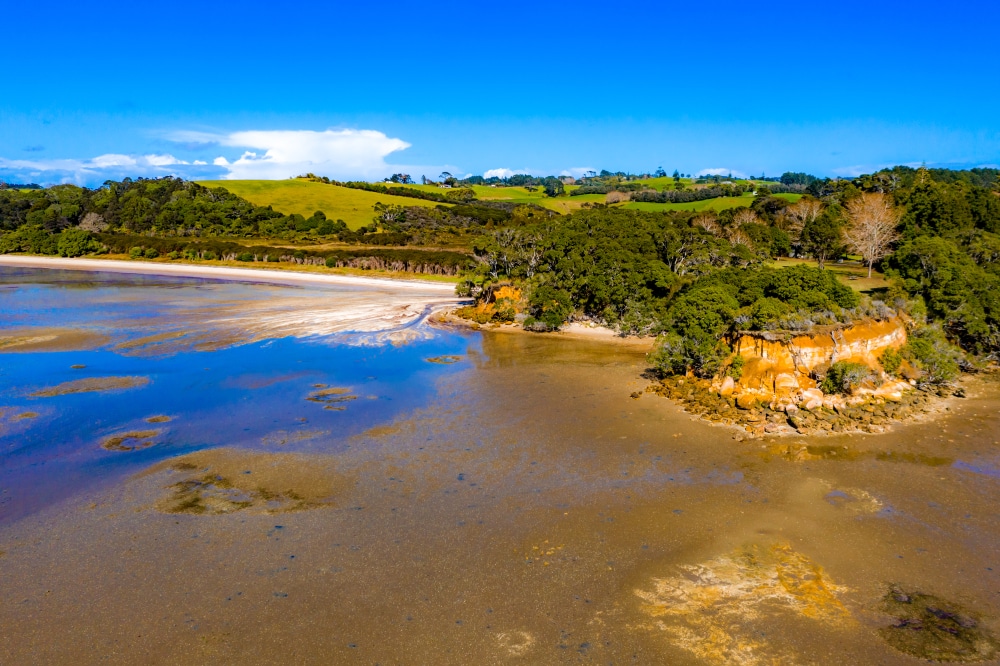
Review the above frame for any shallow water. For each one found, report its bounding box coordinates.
[1,267,999,664]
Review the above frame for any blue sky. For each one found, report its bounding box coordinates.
[2,1,998,185]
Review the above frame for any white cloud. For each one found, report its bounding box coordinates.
[483,167,539,179]
[559,167,597,178]
[0,127,432,186]
[166,128,413,181]
[0,153,221,185]
[697,167,748,179]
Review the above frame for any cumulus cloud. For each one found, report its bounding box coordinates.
[0,153,222,186]
[0,127,421,186]
[167,128,413,181]
[696,167,748,179]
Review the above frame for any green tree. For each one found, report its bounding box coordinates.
[800,208,844,268]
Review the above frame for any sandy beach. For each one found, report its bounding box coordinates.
[0,255,459,293]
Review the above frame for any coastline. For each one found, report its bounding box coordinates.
[0,255,459,293]
[431,310,656,349]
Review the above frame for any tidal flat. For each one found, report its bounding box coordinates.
[1,266,999,664]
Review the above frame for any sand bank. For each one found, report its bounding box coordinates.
[0,255,458,293]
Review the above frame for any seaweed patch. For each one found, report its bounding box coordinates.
[102,430,161,451]
[878,584,999,662]
[145,448,349,515]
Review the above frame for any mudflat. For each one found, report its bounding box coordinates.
[1,267,998,664]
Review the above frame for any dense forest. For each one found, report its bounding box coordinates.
[2,167,998,386]
[455,166,1000,387]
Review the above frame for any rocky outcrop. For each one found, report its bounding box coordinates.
[716,318,913,412]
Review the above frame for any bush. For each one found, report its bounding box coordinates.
[528,285,573,330]
[237,252,254,262]
[728,355,745,380]
[143,248,159,259]
[901,326,961,384]
[55,228,97,257]
[129,246,144,259]
[821,361,875,394]
[649,329,730,378]
[878,347,903,376]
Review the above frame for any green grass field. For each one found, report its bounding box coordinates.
[195,180,446,230]
[198,179,803,226]
[623,192,802,213]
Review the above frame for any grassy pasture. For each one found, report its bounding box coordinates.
[195,180,445,230]
[770,257,889,293]
[623,192,802,213]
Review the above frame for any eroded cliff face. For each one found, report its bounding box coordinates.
[716,318,913,409]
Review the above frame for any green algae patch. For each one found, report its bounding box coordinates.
[102,430,161,452]
[145,448,350,515]
[145,415,172,424]
[306,385,358,411]
[30,376,150,397]
[426,355,462,364]
[878,585,999,662]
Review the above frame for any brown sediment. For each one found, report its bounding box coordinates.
[143,448,350,515]
[14,412,38,420]
[30,376,150,397]
[426,355,462,364]
[114,331,189,352]
[0,328,109,353]
[70,364,86,369]
[758,442,954,466]
[260,429,329,446]
[634,542,853,665]
[878,584,999,662]
[306,386,357,411]
[102,430,161,451]
[145,415,172,424]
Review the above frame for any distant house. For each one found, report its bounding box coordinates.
[560,177,576,185]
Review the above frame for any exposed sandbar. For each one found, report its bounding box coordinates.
[30,376,150,397]
[0,255,458,293]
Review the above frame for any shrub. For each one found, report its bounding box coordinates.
[237,252,254,262]
[728,355,745,380]
[900,326,961,384]
[129,246,144,259]
[529,285,573,330]
[821,361,875,394]
[878,347,903,376]
[143,248,159,259]
[649,329,730,378]
[57,228,98,257]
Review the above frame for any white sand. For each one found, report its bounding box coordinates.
[0,255,458,293]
